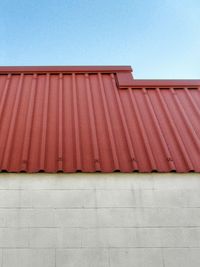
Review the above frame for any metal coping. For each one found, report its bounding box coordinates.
[0,65,133,73]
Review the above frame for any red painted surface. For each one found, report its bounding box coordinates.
[0,66,199,172]
[0,66,132,73]
[118,79,200,88]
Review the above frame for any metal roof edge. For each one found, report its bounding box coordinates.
[0,65,133,73]
[118,79,200,89]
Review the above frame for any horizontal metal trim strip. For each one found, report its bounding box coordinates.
[0,65,132,74]
[119,80,200,88]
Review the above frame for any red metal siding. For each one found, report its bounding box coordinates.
[0,66,199,172]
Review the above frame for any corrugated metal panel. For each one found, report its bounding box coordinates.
[0,66,199,172]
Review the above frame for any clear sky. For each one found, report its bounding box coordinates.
[0,0,200,78]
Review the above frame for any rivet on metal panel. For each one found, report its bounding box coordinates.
[132,158,137,162]
[167,157,173,161]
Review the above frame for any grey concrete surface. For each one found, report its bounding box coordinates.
[0,173,199,267]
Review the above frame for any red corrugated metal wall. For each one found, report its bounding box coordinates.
[0,67,199,172]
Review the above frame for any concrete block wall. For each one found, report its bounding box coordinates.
[0,173,199,267]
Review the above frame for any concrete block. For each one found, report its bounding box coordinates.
[0,173,99,190]
[2,249,55,267]
[56,249,109,267]
[0,191,20,208]
[27,209,56,227]
[160,228,200,248]
[147,189,200,207]
[0,228,29,248]
[0,174,22,189]
[96,208,139,228]
[163,248,200,267]
[0,190,32,208]
[30,190,95,208]
[52,174,97,190]
[133,189,182,207]
[96,189,200,208]
[152,173,200,190]
[82,227,200,248]
[29,228,56,248]
[82,228,139,248]
[55,209,98,227]
[56,228,82,248]
[96,190,136,207]
[109,248,163,267]
[55,207,200,228]
[0,209,29,227]
[130,207,200,227]
[82,228,158,248]
[97,207,200,227]
[0,209,55,227]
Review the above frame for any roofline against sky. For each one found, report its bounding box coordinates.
[0,66,199,88]
[0,66,133,73]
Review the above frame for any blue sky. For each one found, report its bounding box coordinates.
[0,0,200,78]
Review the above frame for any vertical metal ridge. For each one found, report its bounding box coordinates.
[85,74,100,171]
[58,73,63,171]
[143,88,175,170]
[0,74,11,166]
[98,73,120,170]
[2,74,24,169]
[128,88,157,170]
[39,73,50,170]
[111,74,138,170]
[170,88,200,152]
[21,74,37,171]
[0,74,11,122]
[72,73,82,170]
[184,88,200,117]
[156,88,194,170]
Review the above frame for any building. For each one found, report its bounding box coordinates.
[0,65,199,267]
